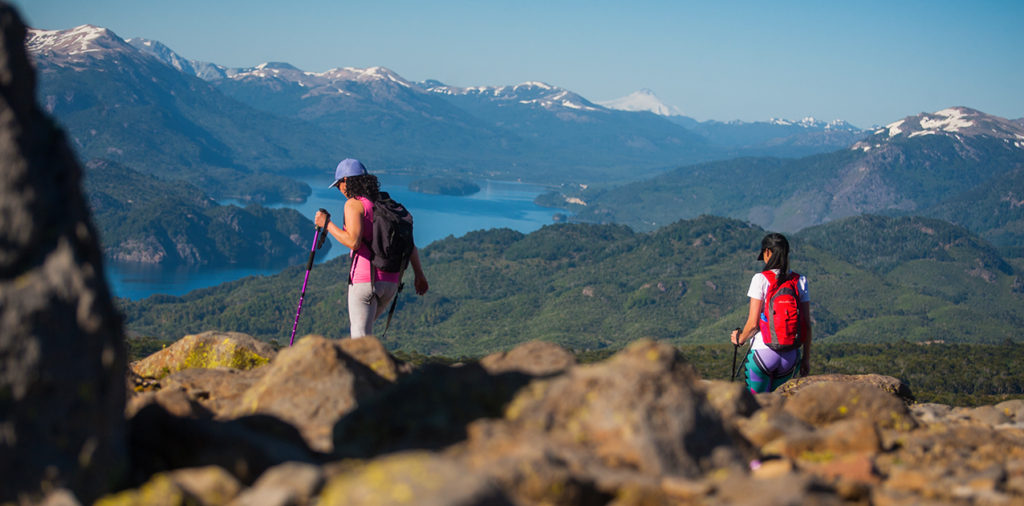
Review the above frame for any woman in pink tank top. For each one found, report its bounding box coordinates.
[315,159,429,338]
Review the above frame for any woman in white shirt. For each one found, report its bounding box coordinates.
[730,233,812,393]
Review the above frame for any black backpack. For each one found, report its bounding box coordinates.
[369,192,415,274]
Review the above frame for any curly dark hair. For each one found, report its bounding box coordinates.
[342,174,380,201]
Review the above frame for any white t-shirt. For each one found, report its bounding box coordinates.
[746,269,809,351]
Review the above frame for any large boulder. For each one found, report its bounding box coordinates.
[782,380,917,431]
[452,339,753,504]
[778,373,915,404]
[130,331,275,379]
[479,340,576,376]
[496,339,749,477]
[235,335,393,452]
[332,362,534,459]
[318,451,513,506]
[137,366,263,419]
[0,4,126,503]
[337,334,409,382]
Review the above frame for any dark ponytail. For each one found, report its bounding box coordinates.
[760,233,790,281]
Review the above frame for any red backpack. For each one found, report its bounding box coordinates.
[758,270,803,352]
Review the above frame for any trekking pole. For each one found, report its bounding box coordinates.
[730,327,742,381]
[289,209,329,346]
[380,282,404,339]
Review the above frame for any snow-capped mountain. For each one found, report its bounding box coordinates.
[769,117,861,132]
[424,81,601,112]
[126,37,197,75]
[597,89,683,117]
[36,23,986,190]
[572,104,1024,249]
[26,24,333,202]
[27,25,153,68]
[416,79,712,170]
[219,63,417,91]
[853,107,1024,152]
[113,28,864,160]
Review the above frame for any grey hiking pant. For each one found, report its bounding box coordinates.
[347,281,399,338]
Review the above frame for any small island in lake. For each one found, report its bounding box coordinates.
[408,177,481,196]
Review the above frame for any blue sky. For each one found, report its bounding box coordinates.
[12,0,1023,128]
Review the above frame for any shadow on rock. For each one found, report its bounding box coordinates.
[128,403,317,486]
[332,363,535,459]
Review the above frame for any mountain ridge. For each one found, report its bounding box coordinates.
[27,25,336,202]
[116,26,867,168]
[563,107,1024,252]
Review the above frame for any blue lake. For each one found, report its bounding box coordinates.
[106,175,559,300]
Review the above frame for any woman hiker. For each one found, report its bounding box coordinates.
[315,158,429,338]
[730,232,812,393]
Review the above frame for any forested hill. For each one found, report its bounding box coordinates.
[86,159,326,266]
[120,214,1024,356]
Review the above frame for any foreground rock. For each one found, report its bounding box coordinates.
[106,335,1024,505]
[130,331,275,380]
[129,334,402,454]
[235,336,395,452]
[452,340,751,504]
[0,5,126,503]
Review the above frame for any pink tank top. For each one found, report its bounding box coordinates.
[349,196,402,284]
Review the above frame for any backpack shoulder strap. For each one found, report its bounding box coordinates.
[761,270,779,297]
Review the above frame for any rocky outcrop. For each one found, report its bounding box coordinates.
[0,4,126,503]
[479,339,576,376]
[234,336,394,452]
[130,331,275,379]
[778,373,916,403]
[103,334,1024,505]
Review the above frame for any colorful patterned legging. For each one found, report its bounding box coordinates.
[744,346,800,393]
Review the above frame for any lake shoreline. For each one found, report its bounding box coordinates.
[107,176,559,301]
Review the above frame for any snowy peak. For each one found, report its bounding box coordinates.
[853,107,1024,151]
[232,61,311,81]
[27,25,137,61]
[316,66,413,88]
[767,116,859,131]
[208,64,417,95]
[422,81,601,112]
[598,89,683,117]
[126,37,196,74]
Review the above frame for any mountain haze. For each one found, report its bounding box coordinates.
[112,27,864,182]
[599,89,866,156]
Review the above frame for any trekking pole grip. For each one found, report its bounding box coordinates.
[315,208,330,250]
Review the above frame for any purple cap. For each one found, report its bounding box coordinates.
[329,158,367,188]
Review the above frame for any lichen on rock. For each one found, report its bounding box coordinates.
[130,331,275,379]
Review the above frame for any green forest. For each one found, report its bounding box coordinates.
[85,159,326,266]
[120,214,1024,353]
